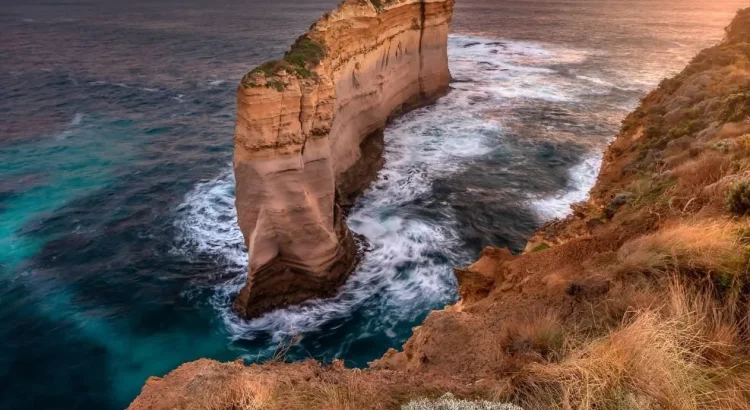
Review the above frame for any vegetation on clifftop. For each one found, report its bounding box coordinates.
[241,35,326,90]
[369,0,394,13]
[238,0,404,90]
[507,9,750,408]
[370,0,385,11]
[597,9,750,220]
[724,7,750,44]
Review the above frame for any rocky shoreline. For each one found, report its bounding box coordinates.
[130,5,750,410]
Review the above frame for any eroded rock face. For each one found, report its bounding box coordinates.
[233,0,455,318]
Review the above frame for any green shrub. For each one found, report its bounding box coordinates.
[628,176,677,210]
[620,107,646,134]
[714,271,736,293]
[711,139,734,152]
[243,35,326,89]
[266,80,287,92]
[604,192,635,218]
[685,45,744,76]
[658,77,683,94]
[721,90,750,123]
[283,36,326,78]
[251,60,285,76]
[531,243,551,252]
[726,181,750,215]
[724,7,750,44]
[644,124,663,140]
[666,119,704,140]
[241,69,287,91]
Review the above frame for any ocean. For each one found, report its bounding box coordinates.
[1,0,746,408]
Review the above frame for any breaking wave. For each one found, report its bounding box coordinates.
[174,35,612,352]
[531,154,603,220]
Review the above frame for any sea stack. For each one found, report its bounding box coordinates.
[232,0,455,318]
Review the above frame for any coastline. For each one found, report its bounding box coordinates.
[231,0,455,318]
[131,7,750,409]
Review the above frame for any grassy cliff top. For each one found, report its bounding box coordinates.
[241,35,326,90]
[590,7,750,208]
[239,0,408,90]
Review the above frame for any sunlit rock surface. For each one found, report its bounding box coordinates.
[232,0,454,318]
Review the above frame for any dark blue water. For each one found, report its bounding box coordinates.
[1,1,746,409]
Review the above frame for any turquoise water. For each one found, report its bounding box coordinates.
[0,114,238,406]
[1,117,136,268]
[1,0,746,409]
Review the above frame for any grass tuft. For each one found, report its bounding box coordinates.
[674,152,732,195]
[614,221,748,284]
[626,176,677,211]
[511,280,750,410]
[503,313,565,362]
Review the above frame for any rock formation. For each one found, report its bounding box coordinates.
[232,0,454,318]
[132,8,750,409]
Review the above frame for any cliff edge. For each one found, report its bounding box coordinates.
[233,0,454,318]
[131,6,750,410]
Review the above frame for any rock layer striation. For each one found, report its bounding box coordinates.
[232,0,455,318]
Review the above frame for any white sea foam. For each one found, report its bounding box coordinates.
[531,154,602,220]
[174,169,246,268]
[70,113,85,126]
[174,35,611,345]
[450,37,589,102]
[576,75,614,87]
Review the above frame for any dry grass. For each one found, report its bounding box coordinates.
[509,220,750,409]
[673,152,732,195]
[199,381,271,410]
[503,313,566,362]
[133,359,396,410]
[195,371,379,410]
[614,221,748,286]
[191,337,390,410]
[188,368,274,410]
[511,280,750,410]
[274,369,387,410]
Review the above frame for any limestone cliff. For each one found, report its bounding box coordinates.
[233,0,454,318]
[131,8,750,410]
